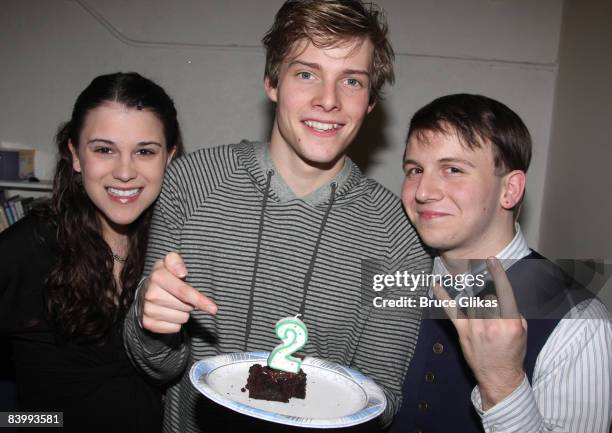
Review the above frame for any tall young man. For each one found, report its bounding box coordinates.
[391,94,612,432]
[123,2,430,432]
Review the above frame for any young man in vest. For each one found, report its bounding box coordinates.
[123,1,430,432]
[391,93,611,432]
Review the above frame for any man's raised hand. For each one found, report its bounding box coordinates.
[432,257,527,411]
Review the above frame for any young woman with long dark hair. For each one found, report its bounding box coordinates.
[0,72,183,432]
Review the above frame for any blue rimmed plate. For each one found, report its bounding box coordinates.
[189,351,386,428]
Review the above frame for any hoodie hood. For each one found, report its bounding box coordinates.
[233,140,368,207]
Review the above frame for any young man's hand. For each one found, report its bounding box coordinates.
[139,252,218,334]
[433,257,527,411]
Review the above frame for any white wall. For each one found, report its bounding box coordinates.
[0,0,565,247]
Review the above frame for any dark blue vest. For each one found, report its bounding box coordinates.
[389,252,591,433]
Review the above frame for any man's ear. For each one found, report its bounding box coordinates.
[264,77,278,103]
[68,140,82,173]
[500,170,526,210]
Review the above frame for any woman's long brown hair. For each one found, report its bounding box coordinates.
[44,72,184,342]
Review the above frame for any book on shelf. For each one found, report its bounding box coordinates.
[2,200,15,225]
[9,195,24,220]
[0,205,8,231]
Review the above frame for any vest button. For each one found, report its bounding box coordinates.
[413,430,423,433]
[425,371,435,382]
[418,401,429,411]
[432,342,444,354]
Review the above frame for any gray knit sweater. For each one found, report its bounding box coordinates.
[124,141,431,432]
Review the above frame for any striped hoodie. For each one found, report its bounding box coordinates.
[124,141,431,432]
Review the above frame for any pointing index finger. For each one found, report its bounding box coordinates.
[168,280,217,314]
[154,257,217,314]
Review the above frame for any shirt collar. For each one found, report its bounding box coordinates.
[253,141,352,205]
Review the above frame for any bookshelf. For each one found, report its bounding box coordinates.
[0,180,53,192]
[0,180,52,231]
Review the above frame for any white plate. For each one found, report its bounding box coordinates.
[189,351,386,429]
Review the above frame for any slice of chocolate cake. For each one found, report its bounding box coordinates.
[243,363,307,403]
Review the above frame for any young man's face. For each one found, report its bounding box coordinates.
[265,37,375,171]
[402,130,511,259]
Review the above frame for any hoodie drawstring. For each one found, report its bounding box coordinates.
[244,169,274,351]
[243,175,337,351]
[298,181,336,316]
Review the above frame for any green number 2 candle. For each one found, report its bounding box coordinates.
[267,316,309,373]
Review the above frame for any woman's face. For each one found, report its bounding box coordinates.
[69,101,174,233]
